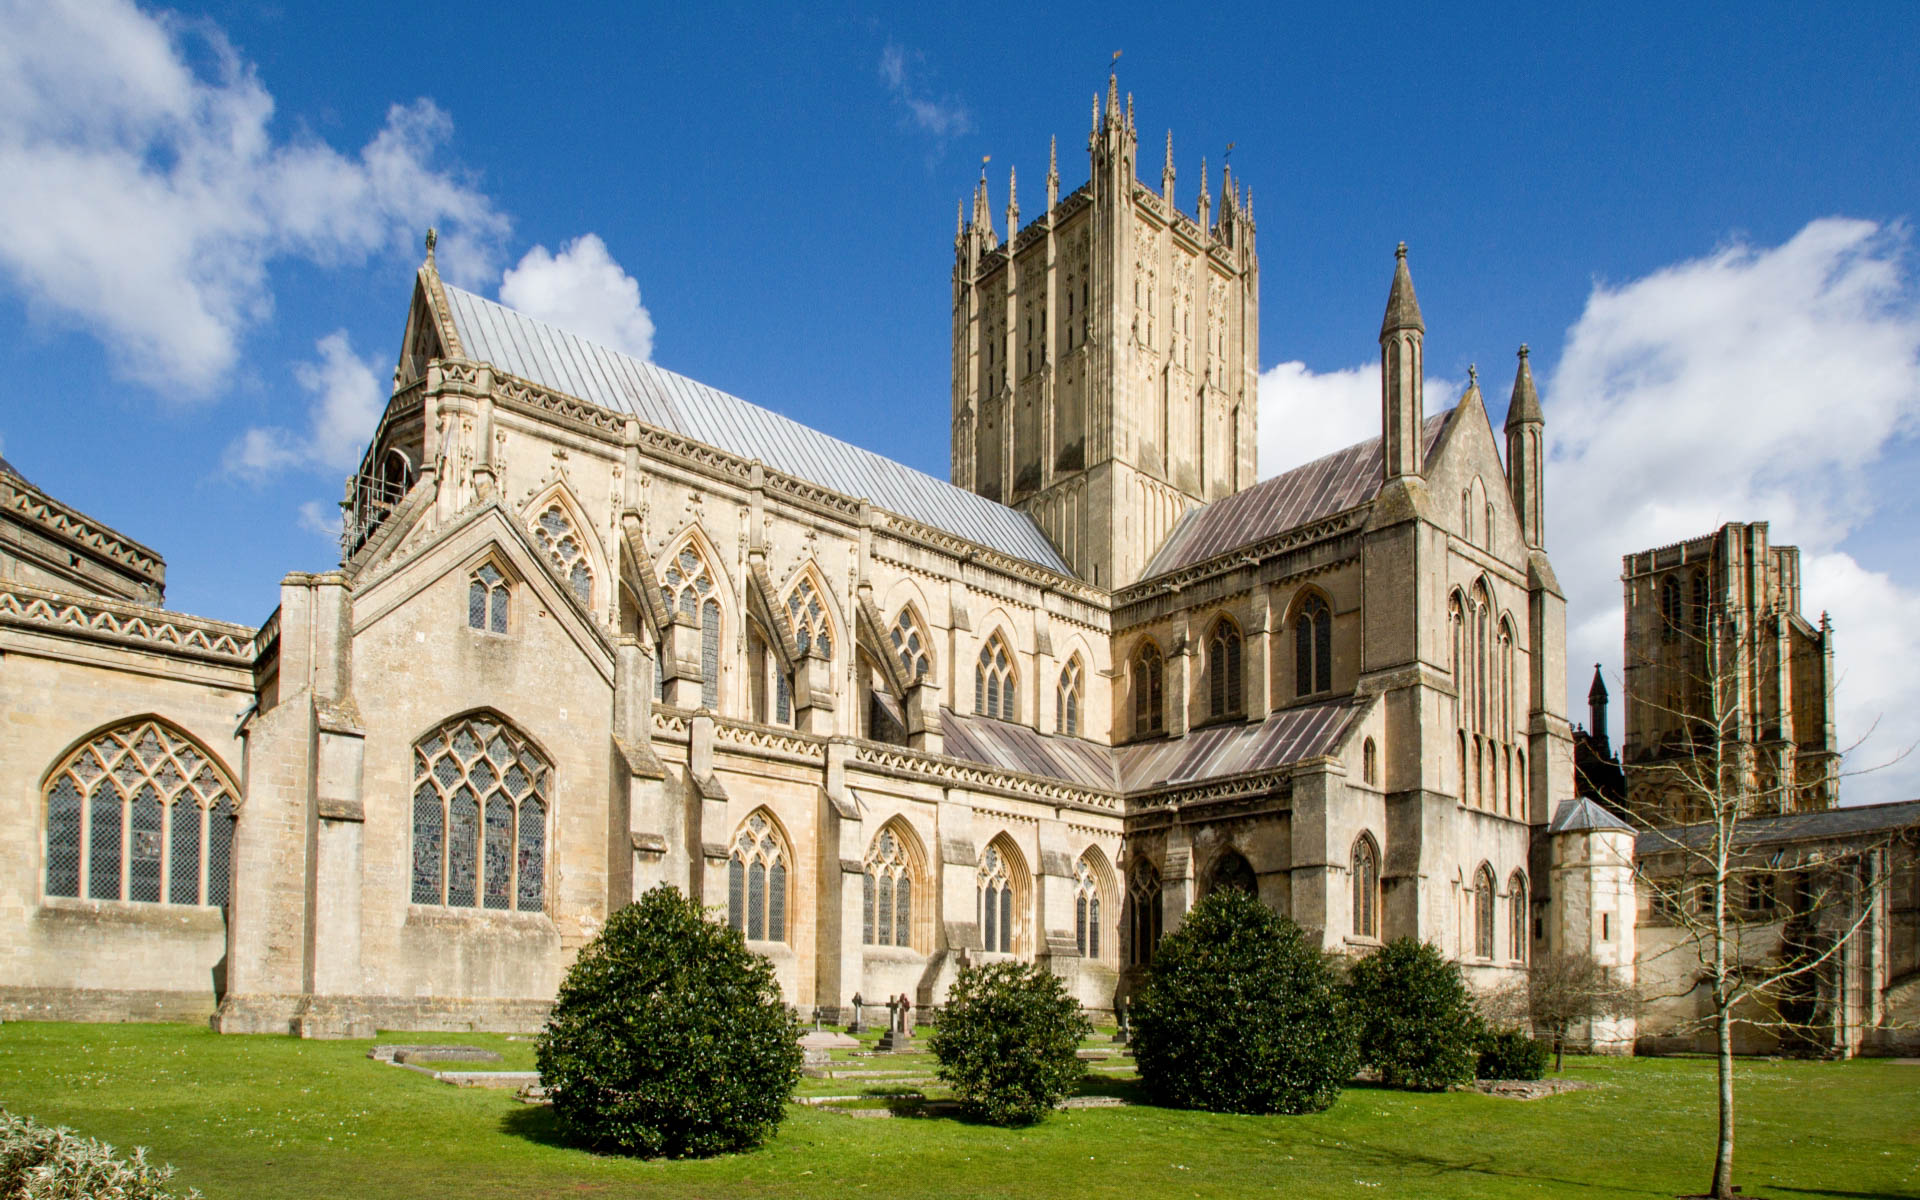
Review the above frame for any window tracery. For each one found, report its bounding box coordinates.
[1295,594,1332,697]
[532,504,593,606]
[468,562,509,633]
[728,812,788,942]
[862,827,914,949]
[1352,834,1380,940]
[1056,656,1084,736]
[890,606,931,681]
[785,574,832,659]
[1128,859,1162,966]
[977,841,1019,954]
[410,714,548,912]
[43,719,237,907]
[1208,617,1243,718]
[1472,865,1496,959]
[661,543,722,709]
[1073,854,1102,959]
[1509,871,1529,963]
[1207,850,1256,897]
[975,631,1017,721]
[1131,640,1164,735]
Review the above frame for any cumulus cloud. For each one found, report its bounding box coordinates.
[879,43,973,143]
[499,234,654,360]
[225,330,381,479]
[1258,359,1464,475]
[297,499,343,542]
[0,0,508,393]
[1548,218,1920,804]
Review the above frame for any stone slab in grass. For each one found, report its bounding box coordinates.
[1472,1079,1599,1100]
[434,1070,541,1089]
[393,1046,503,1065]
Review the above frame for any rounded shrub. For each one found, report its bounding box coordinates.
[1476,1028,1549,1081]
[1130,889,1358,1115]
[929,961,1092,1125]
[535,885,803,1158]
[1345,937,1483,1091]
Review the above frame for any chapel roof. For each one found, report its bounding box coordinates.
[1549,796,1634,835]
[1139,411,1451,579]
[1635,798,1920,856]
[437,285,1071,574]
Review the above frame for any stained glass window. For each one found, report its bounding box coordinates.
[863,827,914,949]
[469,562,509,633]
[729,813,788,942]
[890,607,931,680]
[1073,855,1101,959]
[1131,641,1164,735]
[42,719,237,906]
[1208,618,1243,717]
[1056,657,1083,736]
[1296,594,1332,697]
[411,715,549,911]
[532,504,594,606]
[975,633,1016,721]
[1128,859,1162,966]
[976,843,1018,954]
[1352,835,1379,940]
[785,575,833,660]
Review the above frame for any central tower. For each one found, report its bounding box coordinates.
[950,76,1259,587]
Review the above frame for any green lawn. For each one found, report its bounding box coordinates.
[1,1022,1915,1199]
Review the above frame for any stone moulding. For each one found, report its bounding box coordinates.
[1111,508,1364,612]
[0,583,263,665]
[2,477,165,582]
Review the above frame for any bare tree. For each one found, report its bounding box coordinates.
[1487,951,1639,1072]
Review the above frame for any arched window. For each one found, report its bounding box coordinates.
[43,719,237,906]
[728,811,789,943]
[1499,620,1515,742]
[1516,748,1527,811]
[532,504,594,606]
[468,562,509,633]
[975,631,1017,721]
[412,714,549,912]
[1472,865,1496,960]
[862,826,914,949]
[1449,591,1466,710]
[1131,640,1165,735]
[1457,730,1468,804]
[1127,859,1163,966]
[890,606,931,680]
[1074,854,1103,959]
[1207,849,1256,898]
[661,542,722,709]
[977,840,1022,954]
[1056,656,1084,736]
[1660,575,1683,640]
[1295,594,1332,697]
[1352,834,1380,940]
[1690,568,1709,636]
[785,574,833,659]
[1207,617,1243,718]
[1362,737,1378,786]
[1509,871,1529,964]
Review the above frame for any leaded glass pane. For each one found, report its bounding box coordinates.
[747,861,766,940]
[876,874,893,946]
[775,673,791,725]
[999,886,1013,953]
[448,788,478,907]
[490,585,508,633]
[206,798,234,907]
[154,759,184,797]
[517,798,545,911]
[434,756,459,788]
[1296,610,1313,696]
[1088,897,1100,958]
[863,870,875,945]
[504,764,528,796]
[768,861,786,941]
[469,578,486,628]
[1076,894,1087,955]
[46,778,81,897]
[981,884,997,951]
[170,798,201,905]
[701,599,719,708]
[89,782,122,900]
[728,856,745,931]
[483,796,513,910]
[570,563,591,603]
[894,874,910,948]
[1316,606,1332,693]
[470,757,497,793]
[129,785,163,903]
[412,784,442,904]
[452,729,482,762]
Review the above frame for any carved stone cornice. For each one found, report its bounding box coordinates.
[1,477,164,585]
[0,583,264,666]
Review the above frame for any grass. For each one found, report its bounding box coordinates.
[1,1022,1915,1199]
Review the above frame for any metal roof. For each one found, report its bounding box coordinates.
[1141,412,1452,579]
[440,286,1071,573]
[1636,799,1920,856]
[939,708,1119,789]
[1549,796,1633,834]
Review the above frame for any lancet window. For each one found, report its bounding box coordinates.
[862,827,915,949]
[1073,855,1102,959]
[1208,617,1243,718]
[785,575,832,659]
[977,842,1019,954]
[468,562,510,633]
[1352,834,1380,940]
[1056,656,1084,736]
[1131,640,1165,736]
[1295,594,1332,697]
[1509,871,1529,964]
[1128,859,1163,966]
[411,715,548,912]
[532,504,593,606]
[728,812,788,943]
[890,607,931,681]
[44,719,237,907]
[661,543,721,709]
[1208,850,1256,898]
[1472,865,1496,960]
[975,632,1017,721]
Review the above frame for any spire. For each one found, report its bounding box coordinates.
[971,174,994,246]
[1505,343,1543,430]
[956,198,964,240]
[1380,241,1425,336]
[1588,663,1609,705]
[1107,73,1120,122]
[1587,663,1610,753]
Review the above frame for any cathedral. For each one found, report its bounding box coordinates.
[0,79,1629,1040]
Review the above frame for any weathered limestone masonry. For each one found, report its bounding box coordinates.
[0,78,1618,1038]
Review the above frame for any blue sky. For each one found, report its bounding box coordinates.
[2,1,1917,800]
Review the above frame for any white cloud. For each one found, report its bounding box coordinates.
[499,234,654,361]
[297,499,343,542]
[224,330,381,479]
[1257,359,1464,476]
[1548,218,1920,805]
[0,0,508,393]
[879,43,973,143]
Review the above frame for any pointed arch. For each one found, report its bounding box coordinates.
[863,817,928,951]
[888,600,935,684]
[779,559,844,665]
[1073,844,1115,962]
[1508,869,1530,964]
[1351,832,1381,940]
[974,627,1019,721]
[1205,613,1244,718]
[1055,652,1086,736]
[1127,856,1164,966]
[522,481,607,612]
[1472,862,1496,960]
[410,709,551,912]
[41,716,240,907]
[1129,636,1165,736]
[977,832,1031,955]
[1289,586,1334,698]
[728,807,793,944]
[1205,847,1256,898]
[1466,475,1489,548]
[659,525,733,711]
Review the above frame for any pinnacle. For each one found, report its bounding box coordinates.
[1380,242,1425,337]
[1506,341,1543,429]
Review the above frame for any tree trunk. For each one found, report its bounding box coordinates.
[1710,1004,1735,1198]
[1553,1031,1564,1073]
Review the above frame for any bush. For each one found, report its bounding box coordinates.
[929,961,1091,1125]
[1476,1029,1550,1081]
[535,886,803,1158]
[1,1109,199,1199]
[1131,889,1358,1115]
[1345,937,1483,1091]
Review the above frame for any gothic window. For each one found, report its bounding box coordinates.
[1295,594,1332,697]
[785,574,833,660]
[1131,640,1165,735]
[728,812,789,943]
[1207,850,1256,898]
[1207,617,1243,718]
[1056,656,1084,736]
[862,826,914,949]
[1660,575,1683,640]
[1690,568,1709,636]
[43,719,237,907]
[1362,737,1378,786]
[532,504,594,606]
[890,606,931,681]
[1352,834,1380,940]
[411,714,549,912]
[1458,731,1469,804]
[1073,855,1102,959]
[975,631,1017,721]
[977,841,1021,954]
[1508,872,1529,963]
[661,543,722,709]
[468,562,510,633]
[1472,865,1496,960]
[1499,621,1515,743]
[1128,859,1163,966]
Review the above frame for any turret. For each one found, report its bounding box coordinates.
[1504,343,1544,548]
[1379,243,1426,481]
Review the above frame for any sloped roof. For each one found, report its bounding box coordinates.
[438,285,1070,573]
[0,455,27,487]
[939,708,1119,789]
[1550,796,1633,834]
[1636,799,1920,856]
[1141,412,1451,578]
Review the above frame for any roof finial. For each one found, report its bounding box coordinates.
[1395,240,1407,261]
[1518,342,1530,359]
[424,226,437,267]
[1468,363,1477,385]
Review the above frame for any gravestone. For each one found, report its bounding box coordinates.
[847,992,866,1034]
[876,993,915,1053]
